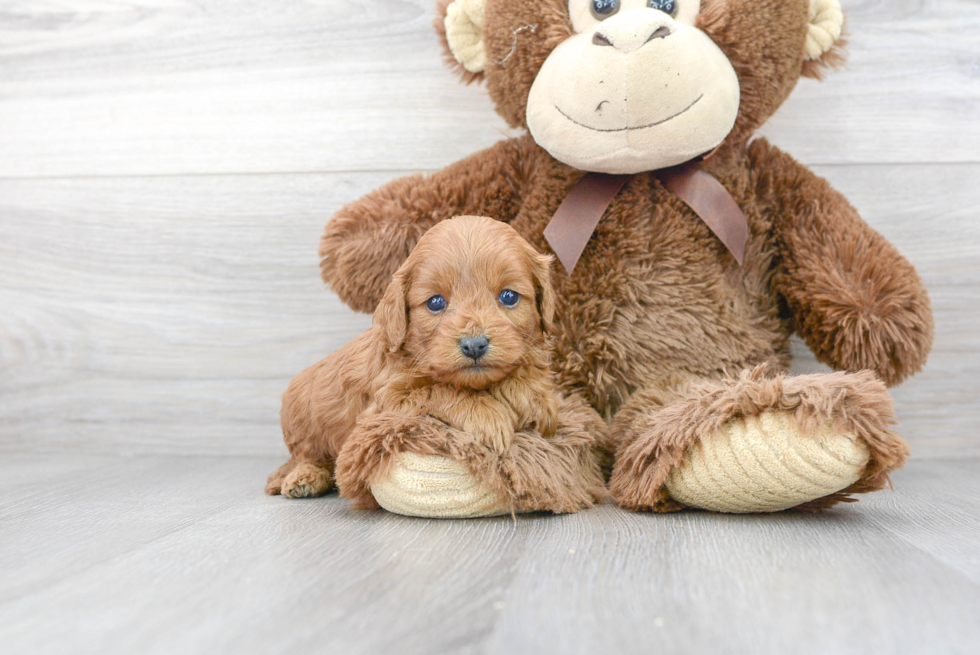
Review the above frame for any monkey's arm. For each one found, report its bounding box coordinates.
[320,136,533,313]
[751,139,934,386]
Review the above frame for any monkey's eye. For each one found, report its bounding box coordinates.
[647,0,677,15]
[590,0,620,20]
[498,289,521,307]
[426,295,447,312]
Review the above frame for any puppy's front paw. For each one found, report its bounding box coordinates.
[464,413,515,456]
[281,462,334,499]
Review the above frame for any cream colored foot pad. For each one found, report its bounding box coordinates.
[370,451,510,518]
[665,409,871,513]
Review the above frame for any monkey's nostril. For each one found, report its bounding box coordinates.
[645,25,672,44]
[459,335,490,361]
[592,32,613,47]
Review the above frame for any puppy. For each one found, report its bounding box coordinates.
[266,215,560,500]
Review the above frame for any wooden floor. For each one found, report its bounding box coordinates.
[0,454,977,655]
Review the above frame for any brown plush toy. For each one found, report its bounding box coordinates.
[314,0,933,514]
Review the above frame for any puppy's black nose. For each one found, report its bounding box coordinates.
[459,335,489,361]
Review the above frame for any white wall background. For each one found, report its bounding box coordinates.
[0,0,978,457]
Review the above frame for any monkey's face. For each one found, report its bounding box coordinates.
[526,0,739,174]
[438,0,844,173]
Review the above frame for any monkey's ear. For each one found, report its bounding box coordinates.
[802,0,847,80]
[435,0,487,83]
[374,268,410,353]
[527,249,557,335]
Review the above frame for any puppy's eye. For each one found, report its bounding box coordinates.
[426,295,447,312]
[498,289,520,307]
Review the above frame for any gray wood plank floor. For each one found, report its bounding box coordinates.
[1,454,978,655]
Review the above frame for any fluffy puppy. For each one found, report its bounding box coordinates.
[266,215,567,503]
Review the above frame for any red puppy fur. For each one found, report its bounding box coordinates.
[267,215,594,507]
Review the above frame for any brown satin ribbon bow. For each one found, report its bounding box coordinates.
[543,163,748,274]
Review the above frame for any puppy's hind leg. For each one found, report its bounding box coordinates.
[266,457,335,498]
[270,332,381,499]
[279,459,335,499]
[265,457,295,495]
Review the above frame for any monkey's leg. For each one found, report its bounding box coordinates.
[335,414,509,517]
[608,368,909,513]
[336,395,607,518]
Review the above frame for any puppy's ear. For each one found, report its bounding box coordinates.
[525,246,557,335]
[374,268,410,353]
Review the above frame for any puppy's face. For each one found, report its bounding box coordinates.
[374,216,556,389]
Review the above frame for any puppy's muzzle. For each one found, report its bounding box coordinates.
[458,335,489,361]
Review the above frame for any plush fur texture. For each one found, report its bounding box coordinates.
[270,216,606,513]
[314,0,932,511]
[608,366,909,512]
[338,395,608,513]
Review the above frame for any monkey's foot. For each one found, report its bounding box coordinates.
[665,410,870,513]
[370,452,510,518]
[610,370,910,513]
[337,400,606,518]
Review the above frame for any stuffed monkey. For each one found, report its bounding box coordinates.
[300,0,932,514]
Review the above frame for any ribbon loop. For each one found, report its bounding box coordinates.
[543,165,748,274]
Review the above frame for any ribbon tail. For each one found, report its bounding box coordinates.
[544,173,629,274]
[658,164,748,265]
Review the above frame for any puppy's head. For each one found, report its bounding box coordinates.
[374,215,555,389]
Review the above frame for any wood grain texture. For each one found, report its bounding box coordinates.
[0,173,379,455]
[0,0,978,179]
[0,454,978,655]
[0,1,977,457]
[1,163,977,456]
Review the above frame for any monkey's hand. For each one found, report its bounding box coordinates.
[320,137,532,313]
[753,139,934,386]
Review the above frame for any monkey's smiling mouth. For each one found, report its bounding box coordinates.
[555,94,704,133]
